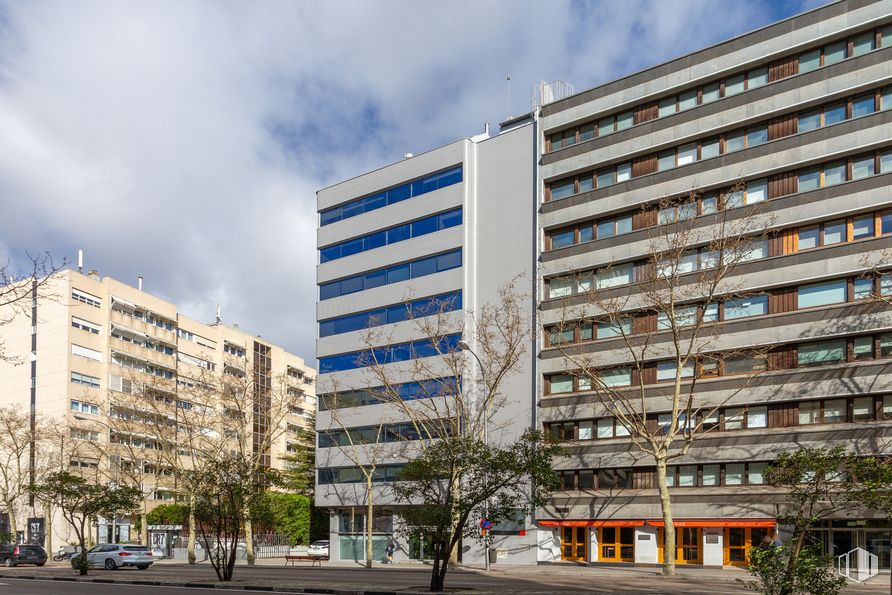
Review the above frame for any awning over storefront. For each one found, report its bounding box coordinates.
[539,518,776,528]
[645,519,776,528]
[538,520,645,527]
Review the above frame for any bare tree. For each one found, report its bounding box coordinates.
[0,253,65,364]
[106,357,297,567]
[0,405,42,543]
[319,278,533,577]
[548,185,774,575]
[35,421,96,556]
[98,388,178,545]
[317,390,391,568]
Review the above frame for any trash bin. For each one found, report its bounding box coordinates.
[488,549,498,564]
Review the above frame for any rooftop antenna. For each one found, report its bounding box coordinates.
[216,304,222,325]
[506,73,511,119]
[77,249,83,273]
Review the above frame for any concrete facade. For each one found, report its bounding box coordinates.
[538,0,892,569]
[0,269,316,551]
[315,123,538,565]
[315,0,892,572]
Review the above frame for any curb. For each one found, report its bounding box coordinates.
[0,572,677,594]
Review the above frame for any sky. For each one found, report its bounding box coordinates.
[0,0,823,365]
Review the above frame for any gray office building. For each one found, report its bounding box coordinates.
[317,0,892,570]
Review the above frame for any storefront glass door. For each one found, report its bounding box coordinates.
[657,528,702,564]
[561,527,587,561]
[725,527,770,566]
[599,527,634,562]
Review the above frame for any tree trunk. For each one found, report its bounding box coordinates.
[244,515,255,566]
[6,504,16,544]
[655,458,676,576]
[187,496,197,564]
[779,526,807,595]
[430,541,444,592]
[365,477,374,568]
[140,510,148,546]
[43,501,52,555]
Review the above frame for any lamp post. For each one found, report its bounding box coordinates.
[456,340,490,571]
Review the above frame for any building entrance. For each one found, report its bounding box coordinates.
[560,527,587,561]
[725,527,770,566]
[599,527,634,562]
[657,527,702,564]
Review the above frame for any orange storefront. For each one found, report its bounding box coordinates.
[539,518,777,566]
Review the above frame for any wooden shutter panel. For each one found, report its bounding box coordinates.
[633,313,657,334]
[768,402,797,428]
[633,468,655,489]
[634,260,654,283]
[769,287,796,314]
[768,172,798,198]
[768,55,799,82]
[768,113,798,140]
[632,154,658,177]
[768,345,794,370]
[633,207,657,230]
[634,102,659,125]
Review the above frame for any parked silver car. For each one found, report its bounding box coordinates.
[74,544,154,570]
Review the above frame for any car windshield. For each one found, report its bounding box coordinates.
[124,546,148,552]
[88,546,103,553]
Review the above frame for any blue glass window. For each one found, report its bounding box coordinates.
[551,229,575,249]
[318,377,458,410]
[411,256,438,278]
[319,333,462,373]
[319,208,462,262]
[319,165,462,226]
[824,104,846,126]
[852,95,875,118]
[387,264,410,285]
[319,291,462,337]
[387,225,410,243]
[319,249,462,300]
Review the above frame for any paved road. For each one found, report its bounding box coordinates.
[0,578,317,594]
[0,562,885,594]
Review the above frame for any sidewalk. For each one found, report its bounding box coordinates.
[7,558,886,594]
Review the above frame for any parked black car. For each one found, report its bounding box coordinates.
[0,544,48,567]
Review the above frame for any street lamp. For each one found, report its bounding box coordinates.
[456,340,491,572]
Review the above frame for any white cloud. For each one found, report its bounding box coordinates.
[0,0,810,363]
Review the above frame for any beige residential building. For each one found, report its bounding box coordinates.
[0,268,315,548]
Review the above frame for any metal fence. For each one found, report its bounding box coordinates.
[184,533,295,559]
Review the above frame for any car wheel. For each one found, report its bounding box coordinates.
[136,565,149,570]
[4,558,14,567]
[104,558,116,571]
[36,562,45,567]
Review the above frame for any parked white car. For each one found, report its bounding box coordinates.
[307,541,329,558]
[74,544,154,570]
